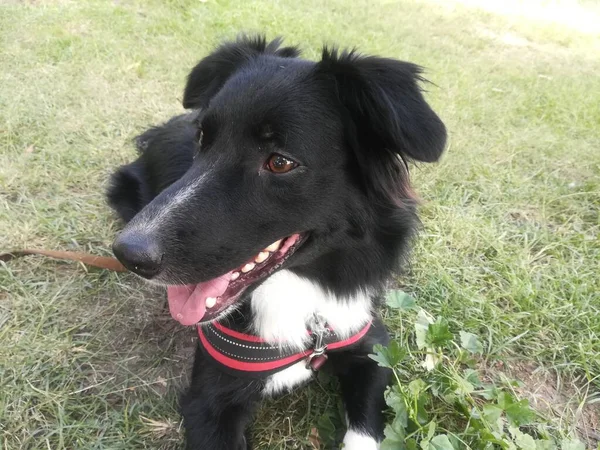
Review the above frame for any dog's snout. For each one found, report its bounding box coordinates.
[112,232,163,279]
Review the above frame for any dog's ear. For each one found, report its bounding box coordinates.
[316,48,446,163]
[106,161,152,223]
[183,35,300,109]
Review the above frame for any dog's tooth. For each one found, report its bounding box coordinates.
[205,297,217,309]
[265,240,282,252]
[255,251,269,264]
[241,262,255,273]
[231,272,240,281]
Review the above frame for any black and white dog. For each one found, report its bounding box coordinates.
[107,35,446,450]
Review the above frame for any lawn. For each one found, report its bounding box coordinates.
[1,0,599,449]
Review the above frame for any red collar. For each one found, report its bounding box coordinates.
[197,320,373,378]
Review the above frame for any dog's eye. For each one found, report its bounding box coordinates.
[265,154,298,174]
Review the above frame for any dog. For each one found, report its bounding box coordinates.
[107,35,446,450]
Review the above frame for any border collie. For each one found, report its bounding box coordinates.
[107,35,446,450]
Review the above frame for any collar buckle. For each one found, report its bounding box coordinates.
[306,315,329,371]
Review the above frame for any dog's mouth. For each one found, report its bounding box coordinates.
[167,233,305,325]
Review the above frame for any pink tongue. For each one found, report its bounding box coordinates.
[167,272,232,326]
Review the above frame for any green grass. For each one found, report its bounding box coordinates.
[1,0,599,448]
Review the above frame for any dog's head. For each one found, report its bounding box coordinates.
[112,36,446,325]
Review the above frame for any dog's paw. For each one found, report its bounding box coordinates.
[342,429,380,450]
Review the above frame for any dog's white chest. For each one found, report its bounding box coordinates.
[251,270,372,395]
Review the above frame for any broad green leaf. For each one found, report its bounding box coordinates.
[416,393,429,425]
[426,421,437,441]
[369,344,392,369]
[505,399,535,426]
[384,421,405,442]
[426,319,454,348]
[386,290,416,310]
[480,429,507,446]
[427,434,456,450]
[369,344,392,368]
[497,391,515,409]
[380,439,404,450]
[509,426,537,450]
[316,414,335,435]
[415,310,433,349]
[385,387,408,428]
[369,342,407,368]
[454,375,475,396]
[406,438,418,450]
[534,440,556,450]
[386,340,407,366]
[560,440,585,450]
[408,379,427,397]
[442,393,457,404]
[316,414,336,448]
[390,415,408,439]
[479,383,499,400]
[483,405,502,425]
[463,368,482,387]
[430,371,453,397]
[385,386,405,411]
[460,331,484,354]
[447,435,462,450]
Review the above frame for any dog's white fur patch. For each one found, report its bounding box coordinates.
[342,429,380,450]
[251,270,372,350]
[263,360,314,396]
[254,269,372,395]
[128,173,208,234]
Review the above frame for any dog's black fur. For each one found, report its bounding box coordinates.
[107,35,446,449]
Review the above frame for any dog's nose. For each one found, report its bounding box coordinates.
[112,232,163,279]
